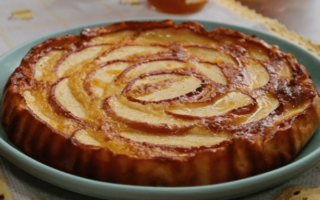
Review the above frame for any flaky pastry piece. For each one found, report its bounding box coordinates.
[1,20,320,186]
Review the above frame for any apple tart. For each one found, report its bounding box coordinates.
[2,20,320,186]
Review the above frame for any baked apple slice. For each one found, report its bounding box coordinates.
[245,59,269,89]
[167,91,254,119]
[56,45,110,78]
[104,96,194,133]
[50,78,87,122]
[186,46,237,66]
[242,92,279,123]
[126,73,202,102]
[87,30,136,45]
[193,62,227,85]
[118,128,228,147]
[72,129,101,147]
[96,45,169,64]
[275,57,293,81]
[116,60,188,82]
[135,28,218,46]
[87,61,132,97]
[35,50,66,82]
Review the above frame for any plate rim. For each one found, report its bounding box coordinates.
[1,18,320,200]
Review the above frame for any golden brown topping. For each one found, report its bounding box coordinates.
[8,20,317,148]
[2,20,319,186]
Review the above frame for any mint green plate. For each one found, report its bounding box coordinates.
[1,19,320,200]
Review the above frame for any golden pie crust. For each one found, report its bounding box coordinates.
[1,20,320,186]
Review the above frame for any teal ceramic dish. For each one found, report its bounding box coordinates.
[0,19,320,200]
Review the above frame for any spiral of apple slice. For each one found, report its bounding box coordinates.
[35,50,65,82]
[104,96,193,133]
[88,30,135,45]
[186,46,237,66]
[117,60,187,82]
[193,62,227,85]
[127,73,202,102]
[57,45,110,78]
[52,78,87,120]
[135,28,218,46]
[89,62,132,97]
[96,45,169,64]
[167,92,253,118]
[242,93,279,123]
[73,130,101,146]
[245,60,269,89]
[119,130,228,147]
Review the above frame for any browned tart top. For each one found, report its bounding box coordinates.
[2,20,320,163]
